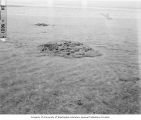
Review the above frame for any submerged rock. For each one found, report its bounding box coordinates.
[38,41,102,58]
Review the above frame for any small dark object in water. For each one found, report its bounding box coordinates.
[35,23,49,27]
[67,53,70,55]
[76,100,83,106]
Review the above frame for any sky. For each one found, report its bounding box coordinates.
[6,0,141,9]
[7,0,49,6]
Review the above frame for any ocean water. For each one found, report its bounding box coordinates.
[0,6,140,114]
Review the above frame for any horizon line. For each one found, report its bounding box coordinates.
[7,4,141,10]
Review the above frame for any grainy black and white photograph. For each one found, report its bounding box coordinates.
[0,0,141,116]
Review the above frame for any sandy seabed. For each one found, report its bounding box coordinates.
[0,6,141,114]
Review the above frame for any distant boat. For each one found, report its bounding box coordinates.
[101,13,112,20]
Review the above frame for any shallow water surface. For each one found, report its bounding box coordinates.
[0,6,140,114]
